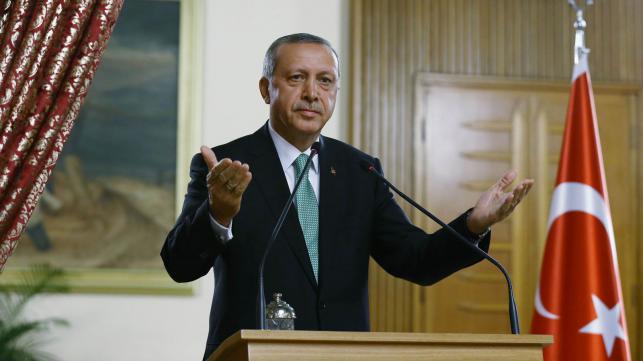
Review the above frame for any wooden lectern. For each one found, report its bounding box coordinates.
[207,330,552,361]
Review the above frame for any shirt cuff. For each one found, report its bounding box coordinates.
[468,228,490,246]
[208,213,233,242]
[464,209,490,246]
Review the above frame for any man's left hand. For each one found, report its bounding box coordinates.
[466,170,534,234]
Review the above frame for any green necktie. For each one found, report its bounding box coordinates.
[293,154,319,281]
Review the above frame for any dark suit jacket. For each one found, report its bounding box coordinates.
[161,124,490,360]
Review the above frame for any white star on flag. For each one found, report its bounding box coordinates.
[579,294,627,357]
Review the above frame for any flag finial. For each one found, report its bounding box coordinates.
[568,0,592,64]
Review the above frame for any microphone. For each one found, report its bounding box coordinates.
[257,141,321,330]
[359,159,520,334]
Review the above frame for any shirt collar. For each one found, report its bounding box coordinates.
[267,121,320,175]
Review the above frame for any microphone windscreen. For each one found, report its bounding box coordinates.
[311,141,321,153]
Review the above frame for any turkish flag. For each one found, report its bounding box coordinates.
[530,53,631,360]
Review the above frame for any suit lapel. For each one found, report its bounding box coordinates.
[317,137,347,289]
[249,124,317,289]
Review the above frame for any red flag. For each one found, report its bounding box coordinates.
[530,53,631,360]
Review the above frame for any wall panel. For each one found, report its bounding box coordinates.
[350,0,642,357]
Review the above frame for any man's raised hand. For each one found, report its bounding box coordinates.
[200,146,252,227]
[466,170,534,234]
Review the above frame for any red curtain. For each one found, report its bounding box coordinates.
[0,0,124,270]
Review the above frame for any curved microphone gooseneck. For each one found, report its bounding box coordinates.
[257,142,321,330]
[359,160,520,334]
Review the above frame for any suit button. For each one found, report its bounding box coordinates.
[320,302,327,310]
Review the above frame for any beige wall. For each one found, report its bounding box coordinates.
[202,1,349,147]
[28,1,347,361]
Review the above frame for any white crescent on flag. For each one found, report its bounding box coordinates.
[535,286,559,320]
[547,182,613,237]
[547,181,617,263]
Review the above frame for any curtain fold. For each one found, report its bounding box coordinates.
[0,0,124,270]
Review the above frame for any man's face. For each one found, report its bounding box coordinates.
[261,43,339,145]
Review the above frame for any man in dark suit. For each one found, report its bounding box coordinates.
[161,33,533,360]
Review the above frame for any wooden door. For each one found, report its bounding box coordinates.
[408,74,639,347]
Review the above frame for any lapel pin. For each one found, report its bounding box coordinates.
[330,166,337,176]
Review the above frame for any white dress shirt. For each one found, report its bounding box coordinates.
[209,122,320,242]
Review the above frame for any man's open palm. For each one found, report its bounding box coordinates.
[466,170,534,234]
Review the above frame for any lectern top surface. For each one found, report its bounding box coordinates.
[235,330,552,345]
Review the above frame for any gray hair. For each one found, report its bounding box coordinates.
[262,33,340,79]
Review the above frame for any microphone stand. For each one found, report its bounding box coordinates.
[361,161,520,334]
[257,143,320,330]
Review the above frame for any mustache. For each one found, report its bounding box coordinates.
[293,102,323,113]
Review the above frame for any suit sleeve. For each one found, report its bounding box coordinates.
[161,153,226,282]
[369,159,490,286]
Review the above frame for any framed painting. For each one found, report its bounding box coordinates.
[1,0,203,295]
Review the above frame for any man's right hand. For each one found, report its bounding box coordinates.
[201,146,252,227]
